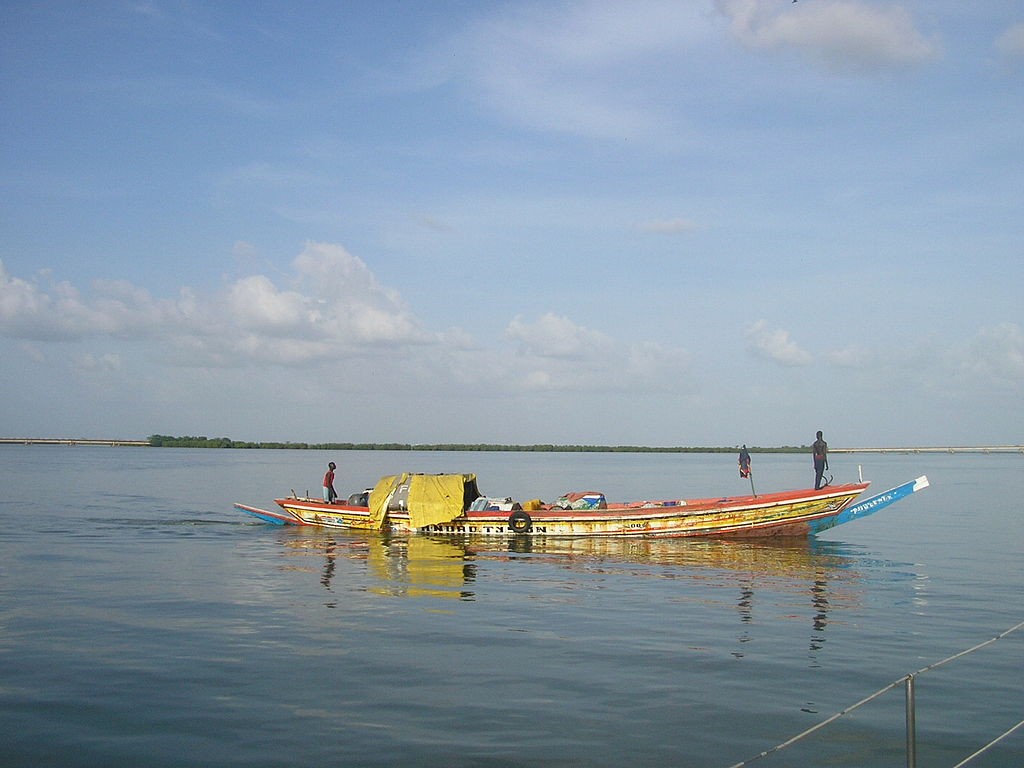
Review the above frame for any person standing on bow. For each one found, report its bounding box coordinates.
[812,431,829,490]
[323,461,338,503]
[738,445,751,478]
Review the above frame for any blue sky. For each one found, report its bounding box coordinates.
[2,1,1022,447]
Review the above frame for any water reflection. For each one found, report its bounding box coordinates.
[365,536,478,600]
[273,531,867,658]
[495,537,869,666]
[275,531,478,601]
[493,537,864,662]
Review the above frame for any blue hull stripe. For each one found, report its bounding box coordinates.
[808,476,929,534]
[234,503,290,525]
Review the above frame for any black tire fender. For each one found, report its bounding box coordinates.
[508,509,532,533]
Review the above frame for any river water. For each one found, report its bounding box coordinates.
[1,447,1021,767]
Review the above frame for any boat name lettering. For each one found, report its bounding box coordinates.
[420,524,547,534]
[856,493,894,510]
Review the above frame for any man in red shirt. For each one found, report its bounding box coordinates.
[323,461,338,503]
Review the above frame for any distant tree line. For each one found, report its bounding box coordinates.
[147,435,807,453]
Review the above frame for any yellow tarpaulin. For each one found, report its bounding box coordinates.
[368,473,406,529]
[366,473,477,530]
[407,473,471,528]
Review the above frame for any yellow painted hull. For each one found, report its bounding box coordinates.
[272,483,869,538]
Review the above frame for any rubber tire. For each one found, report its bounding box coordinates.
[508,509,532,533]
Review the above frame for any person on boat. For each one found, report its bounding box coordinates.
[323,461,338,503]
[812,431,829,490]
[738,445,751,478]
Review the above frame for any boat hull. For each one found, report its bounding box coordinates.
[249,483,872,538]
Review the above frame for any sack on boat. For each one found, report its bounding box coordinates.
[555,492,607,510]
[347,489,371,506]
[470,496,518,512]
[521,499,543,511]
[387,481,411,511]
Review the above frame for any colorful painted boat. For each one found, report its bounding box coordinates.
[235,473,929,538]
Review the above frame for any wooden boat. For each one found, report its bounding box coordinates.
[235,473,929,538]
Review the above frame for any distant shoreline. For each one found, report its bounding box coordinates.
[2,436,1021,454]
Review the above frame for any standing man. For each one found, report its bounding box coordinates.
[323,461,338,503]
[738,445,751,478]
[812,431,829,490]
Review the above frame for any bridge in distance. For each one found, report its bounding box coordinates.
[832,445,1022,454]
[0,438,150,447]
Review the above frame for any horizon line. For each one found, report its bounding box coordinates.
[2,437,1021,454]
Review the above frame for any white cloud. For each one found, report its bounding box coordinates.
[182,242,433,365]
[995,22,1024,58]
[90,279,170,336]
[716,0,938,73]
[3,248,695,399]
[225,275,311,333]
[0,260,162,341]
[521,369,554,391]
[501,313,690,393]
[746,320,813,366]
[818,326,1024,409]
[0,262,56,338]
[505,312,614,360]
[625,340,690,380]
[0,244,431,366]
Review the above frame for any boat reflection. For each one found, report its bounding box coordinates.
[489,536,862,659]
[492,534,858,578]
[365,535,479,600]
[275,531,479,601]
[274,531,865,655]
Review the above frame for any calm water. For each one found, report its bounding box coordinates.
[1,447,1021,767]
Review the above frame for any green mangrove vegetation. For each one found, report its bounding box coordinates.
[147,435,807,453]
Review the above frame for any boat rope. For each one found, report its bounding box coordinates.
[724,619,1024,768]
[909,618,1024,677]
[950,719,1024,768]
[723,682,902,768]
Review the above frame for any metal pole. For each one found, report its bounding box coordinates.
[905,674,917,768]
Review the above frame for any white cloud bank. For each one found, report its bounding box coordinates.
[2,245,1020,444]
[0,244,689,396]
[0,243,430,361]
